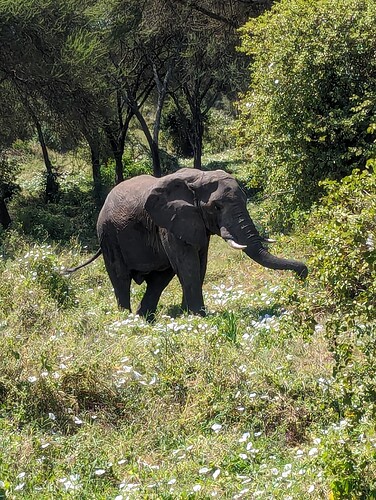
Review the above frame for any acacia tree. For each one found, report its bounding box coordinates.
[166,0,272,169]
[0,0,105,201]
[97,0,184,180]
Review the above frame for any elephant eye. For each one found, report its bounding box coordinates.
[213,202,222,211]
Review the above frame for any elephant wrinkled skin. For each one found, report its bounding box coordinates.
[67,168,308,318]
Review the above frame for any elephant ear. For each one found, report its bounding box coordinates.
[145,175,206,247]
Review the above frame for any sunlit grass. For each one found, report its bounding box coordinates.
[1,149,375,498]
[0,227,334,499]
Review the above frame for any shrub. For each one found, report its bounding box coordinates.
[161,100,194,158]
[237,0,376,230]
[204,108,236,154]
[308,164,376,315]
[0,153,20,228]
[289,163,376,497]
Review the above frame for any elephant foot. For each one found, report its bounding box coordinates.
[136,306,157,323]
[181,302,206,317]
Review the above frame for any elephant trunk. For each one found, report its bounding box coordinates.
[220,218,308,279]
[244,241,308,278]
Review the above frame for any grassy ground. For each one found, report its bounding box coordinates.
[0,148,374,499]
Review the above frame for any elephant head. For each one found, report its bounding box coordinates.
[145,168,308,279]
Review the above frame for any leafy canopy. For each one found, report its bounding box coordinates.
[237,0,376,230]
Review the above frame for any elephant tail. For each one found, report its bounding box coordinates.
[64,248,102,274]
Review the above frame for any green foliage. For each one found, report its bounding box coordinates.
[31,253,75,307]
[161,100,194,158]
[204,108,236,154]
[237,0,376,230]
[123,151,151,179]
[0,154,19,199]
[309,166,376,314]
[279,164,376,497]
[101,150,152,187]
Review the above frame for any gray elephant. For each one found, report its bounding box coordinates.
[67,168,307,318]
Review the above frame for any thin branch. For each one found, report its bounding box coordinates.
[172,0,237,27]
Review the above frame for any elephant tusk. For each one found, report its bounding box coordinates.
[226,239,247,250]
[263,238,277,244]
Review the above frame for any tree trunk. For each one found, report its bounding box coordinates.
[193,132,203,169]
[192,112,204,170]
[83,129,103,204]
[105,129,124,184]
[114,150,124,184]
[90,144,101,185]
[0,198,11,229]
[152,64,173,171]
[34,119,59,203]
[90,142,102,204]
[150,140,162,178]
[105,111,133,185]
[132,105,161,178]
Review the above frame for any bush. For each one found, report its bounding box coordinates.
[0,153,20,226]
[161,100,194,158]
[309,164,376,315]
[288,164,376,497]
[204,108,236,154]
[237,0,376,230]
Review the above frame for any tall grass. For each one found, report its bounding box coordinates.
[1,149,375,498]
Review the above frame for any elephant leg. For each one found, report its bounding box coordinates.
[102,244,131,311]
[178,263,205,316]
[199,243,209,285]
[165,243,205,316]
[136,268,175,320]
[181,244,209,312]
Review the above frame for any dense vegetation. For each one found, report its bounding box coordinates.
[0,0,268,210]
[1,0,376,498]
[237,0,376,230]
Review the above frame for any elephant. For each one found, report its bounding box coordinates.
[66,168,308,319]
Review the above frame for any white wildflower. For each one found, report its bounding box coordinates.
[239,432,250,442]
[211,423,222,433]
[213,469,220,480]
[94,469,106,476]
[366,233,374,251]
[199,467,210,474]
